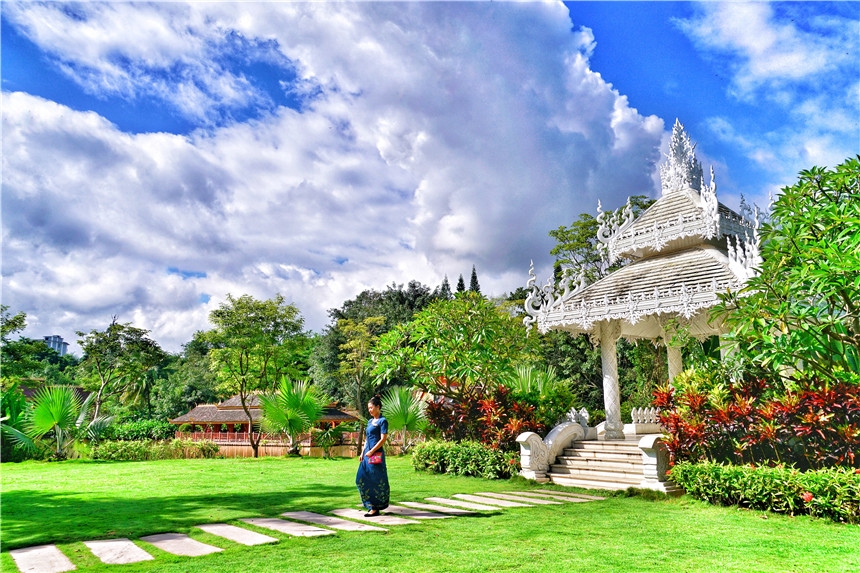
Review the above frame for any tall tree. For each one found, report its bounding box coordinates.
[77,319,166,419]
[469,265,481,293]
[456,274,466,293]
[203,294,307,457]
[438,276,452,300]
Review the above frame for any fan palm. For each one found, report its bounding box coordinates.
[381,386,427,452]
[2,386,114,460]
[259,377,326,454]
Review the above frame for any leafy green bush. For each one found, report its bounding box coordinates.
[411,439,519,479]
[105,419,176,441]
[670,461,860,524]
[92,439,220,461]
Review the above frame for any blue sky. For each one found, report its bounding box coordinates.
[2,2,857,353]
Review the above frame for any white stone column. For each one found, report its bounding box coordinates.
[599,320,624,440]
[718,334,732,361]
[667,344,683,382]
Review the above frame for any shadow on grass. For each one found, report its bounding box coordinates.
[1,483,355,551]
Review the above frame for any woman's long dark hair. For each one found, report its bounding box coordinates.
[368,395,382,408]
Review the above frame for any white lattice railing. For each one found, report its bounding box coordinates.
[630,407,660,425]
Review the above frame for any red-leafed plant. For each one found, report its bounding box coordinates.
[657,369,860,470]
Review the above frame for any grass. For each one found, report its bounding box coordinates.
[2,455,859,572]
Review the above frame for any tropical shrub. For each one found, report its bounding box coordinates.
[424,385,545,451]
[92,438,220,461]
[371,292,535,442]
[654,369,860,470]
[716,156,860,381]
[670,461,860,524]
[3,386,113,461]
[259,377,326,454]
[105,418,175,441]
[411,439,519,479]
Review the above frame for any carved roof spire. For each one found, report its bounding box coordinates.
[660,119,703,194]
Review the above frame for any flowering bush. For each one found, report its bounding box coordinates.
[653,370,860,470]
[411,439,520,479]
[670,461,860,524]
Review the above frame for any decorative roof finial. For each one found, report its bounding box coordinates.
[660,119,703,194]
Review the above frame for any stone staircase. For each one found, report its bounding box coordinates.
[547,439,681,494]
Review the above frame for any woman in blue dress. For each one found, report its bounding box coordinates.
[355,395,389,517]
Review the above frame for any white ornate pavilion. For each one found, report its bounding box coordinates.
[517,121,761,490]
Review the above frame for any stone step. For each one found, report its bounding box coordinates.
[452,494,532,508]
[546,473,641,491]
[383,505,454,519]
[565,441,643,453]
[548,465,644,480]
[559,449,643,462]
[552,456,644,472]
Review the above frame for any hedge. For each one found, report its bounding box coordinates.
[670,461,860,524]
[411,439,519,479]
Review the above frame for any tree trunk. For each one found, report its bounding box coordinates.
[240,393,260,458]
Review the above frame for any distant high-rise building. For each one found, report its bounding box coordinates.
[43,335,69,356]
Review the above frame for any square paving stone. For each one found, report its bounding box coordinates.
[424,497,503,511]
[84,539,154,565]
[139,533,223,556]
[330,508,421,525]
[240,518,335,537]
[196,523,279,545]
[503,491,597,503]
[399,501,475,515]
[475,492,562,505]
[383,505,454,519]
[526,489,605,500]
[453,494,533,507]
[281,511,387,532]
[9,545,76,573]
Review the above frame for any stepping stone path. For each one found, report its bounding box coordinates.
[8,489,602,572]
[452,494,534,508]
[474,492,562,505]
[83,539,153,565]
[383,505,453,519]
[399,501,476,514]
[196,523,279,545]
[241,518,335,537]
[424,497,504,511]
[281,511,387,532]
[330,508,421,525]
[139,533,222,557]
[503,490,603,503]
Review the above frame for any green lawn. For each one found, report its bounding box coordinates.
[2,456,858,572]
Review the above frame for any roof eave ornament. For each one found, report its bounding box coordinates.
[596,197,634,265]
[523,261,587,331]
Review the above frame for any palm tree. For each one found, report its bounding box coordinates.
[381,386,427,453]
[259,377,326,455]
[2,386,113,460]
